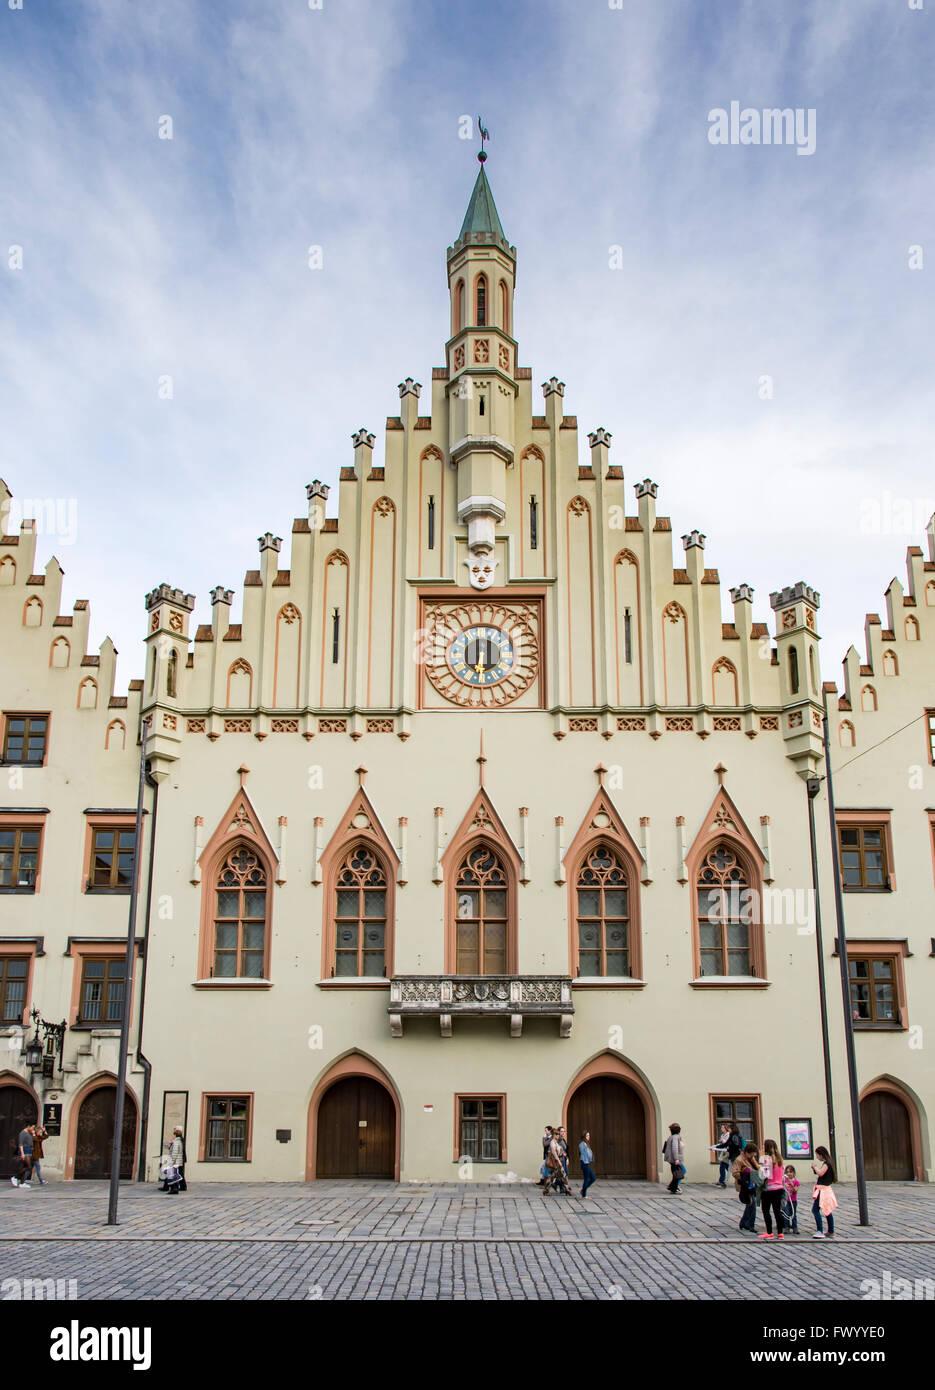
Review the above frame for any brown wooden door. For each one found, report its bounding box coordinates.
[860,1091,913,1180]
[316,1077,395,1179]
[567,1076,646,1178]
[74,1087,136,1179]
[0,1086,38,1178]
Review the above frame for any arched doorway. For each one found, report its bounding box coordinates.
[316,1076,395,1178]
[860,1087,915,1181]
[0,1081,38,1179]
[73,1085,136,1179]
[567,1075,647,1178]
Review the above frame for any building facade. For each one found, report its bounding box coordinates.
[1,159,932,1185]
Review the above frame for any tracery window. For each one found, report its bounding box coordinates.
[575,843,630,977]
[696,843,752,977]
[333,845,387,977]
[213,845,267,978]
[455,845,507,974]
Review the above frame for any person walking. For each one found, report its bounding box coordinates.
[727,1125,745,1166]
[759,1138,787,1240]
[713,1123,732,1187]
[811,1147,838,1239]
[557,1126,570,1184]
[29,1125,48,1186]
[663,1123,685,1194]
[10,1124,33,1188]
[542,1127,567,1198]
[579,1130,596,1199]
[734,1142,761,1233]
[538,1124,553,1185]
[164,1126,186,1195]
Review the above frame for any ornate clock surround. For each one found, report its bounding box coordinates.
[418,592,545,710]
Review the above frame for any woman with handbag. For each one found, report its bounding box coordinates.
[735,1143,761,1233]
[663,1123,685,1194]
[759,1138,787,1240]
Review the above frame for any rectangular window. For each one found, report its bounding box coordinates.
[205,1096,251,1161]
[88,826,137,890]
[624,609,632,665]
[78,957,125,1025]
[838,823,888,889]
[529,496,538,551]
[0,827,41,891]
[849,956,899,1026]
[710,1095,761,1161]
[458,1097,503,1163]
[2,714,48,765]
[427,496,435,551]
[926,709,935,765]
[0,957,29,1024]
[331,609,340,665]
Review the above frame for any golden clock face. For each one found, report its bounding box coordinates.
[447,626,515,686]
[421,600,541,708]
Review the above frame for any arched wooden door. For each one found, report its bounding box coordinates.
[316,1076,395,1178]
[0,1086,38,1178]
[860,1091,913,1180]
[567,1076,646,1178]
[74,1087,136,1179]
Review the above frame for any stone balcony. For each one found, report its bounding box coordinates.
[388,975,574,1038]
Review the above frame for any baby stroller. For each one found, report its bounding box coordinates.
[159,1159,183,1195]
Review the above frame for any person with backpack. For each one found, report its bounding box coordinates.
[734,1142,761,1233]
[10,1124,33,1188]
[712,1122,732,1187]
[663,1123,685,1193]
[759,1138,787,1240]
[811,1146,838,1238]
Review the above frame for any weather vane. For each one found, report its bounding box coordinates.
[477,117,490,163]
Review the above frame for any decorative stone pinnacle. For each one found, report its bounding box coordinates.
[258,533,282,553]
[635,479,658,500]
[769,582,820,611]
[588,428,612,449]
[145,584,196,612]
[210,586,233,606]
[730,583,755,603]
[351,428,376,449]
[682,530,706,551]
[542,377,565,398]
[398,379,422,399]
[715,763,727,786]
[306,480,330,500]
[237,764,250,786]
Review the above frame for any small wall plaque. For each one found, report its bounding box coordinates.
[275,1129,292,1143]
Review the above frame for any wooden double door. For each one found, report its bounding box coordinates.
[567,1076,646,1178]
[74,1086,136,1179]
[316,1077,396,1179]
[860,1091,914,1180]
[0,1086,38,1178]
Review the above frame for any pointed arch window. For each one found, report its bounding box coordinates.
[475,275,487,327]
[576,843,631,977]
[696,842,755,977]
[213,844,268,978]
[499,279,510,335]
[455,845,507,974]
[333,844,388,977]
[166,649,178,698]
[454,279,465,335]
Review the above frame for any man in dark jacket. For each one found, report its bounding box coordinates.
[10,1126,33,1188]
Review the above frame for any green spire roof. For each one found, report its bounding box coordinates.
[457,164,508,246]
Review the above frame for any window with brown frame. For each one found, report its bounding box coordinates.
[712,1096,758,1148]
[455,846,508,975]
[78,957,125,1025]
[212,845,267,978]
[205,1096,250,1160]
[0,957,28,1024]
[926,709,935,765]
[696,843,753,976]
[458,1097,503,1162]
[848,955,899,1027]
[88,826,137,891]
[838,824,888,889]
[2,714,48,765]
[576,843,630,977]
[0,827,41,891]
[333,845,387,977]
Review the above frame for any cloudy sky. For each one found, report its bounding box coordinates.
[2,0,933,692]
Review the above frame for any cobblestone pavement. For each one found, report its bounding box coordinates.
[2,1179,933,1300]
